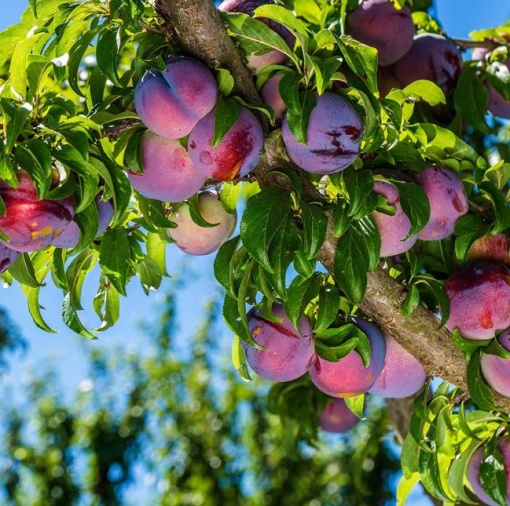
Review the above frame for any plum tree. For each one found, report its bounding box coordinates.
[1,1,510,504]
[128,130,206,202]
[0,172,75,252]
[413,166,468,241]
[369,334,426,398]
[467,437,510,506]
[445,262,510,340]
[393,33,463,95]
[134,57,218,139]
[187,106,264,180]
[317,398,361,433]
[243,304,315,382]
[168,191,236,255]
[281,92,363,174]
[346,0,415,66]
[309,318,386,397]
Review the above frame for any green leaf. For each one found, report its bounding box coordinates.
[99,228,130,296]
[214,236,241,296]
[96,25,122,87]
[146,232,167,278]
[479,181,510,234]
[0,100,31,153]
[212,96,241,148]
[68,28,100,96]
[216,68,235,96]
[14,140,53,198]
[344,394,364,419]
[337,35,378,94]
[467,349,495,411]
[135,257,162,295]
[454,67,489,133]
[240,186,292,273]
[284,273,321,332]
[403,80,446,106]
[66,248,99,311]
[402,284,420,317]
[334,228,368,304]
[480,439,508,506]
[448,439,483,504]
[9,253,42,288]
[62,292,96,339]
[220,182,242,214]
[278,72,303,114]
[392,181,431,238]
[300,201,327,260]
[92,274,120,331]
[222,293,260,348]
[285,90,317,145]
[334,199,352,238]
[313,284,340,334]
[231,334,252,382]
[343,168,375,218]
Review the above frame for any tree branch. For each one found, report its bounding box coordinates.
[151,0,510,413]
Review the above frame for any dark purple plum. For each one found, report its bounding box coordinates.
[445,261,510,340]
[318,398,361,433]
[413,166,468,241]
[242,304,315,382]
[187,106,264,181]
[0,171,74,252]
[467,437,510,506]
[168,191,236,255]
[134,57,218,139]
[309,317,386,397]
[282,92,363,175]
[371,180,418,257]
[347,0,415,66]
[369,334,426,398]
[0,244,19,273]
[393,34,462,95]
[128,131,205,203]
[218,0,295,72]
[481,329,510,398]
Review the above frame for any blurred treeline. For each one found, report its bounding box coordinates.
[0,280,399,506]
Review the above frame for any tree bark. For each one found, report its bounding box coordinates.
[155,0,510,413]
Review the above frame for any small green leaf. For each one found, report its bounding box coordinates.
[344,394,364,419]
[98,228,130,296]
[467,349,495,411]
[62,292,96,339]
[231,334,252,382]
[135,257,162,295]
[96,25,122,87]
[392,181,431,238]
[313,284,340,334]
[285,90,317,145]
[300,201,327,260]
[212,95,241,148]
[216,68,235,96]
[403,79,446,106]
[284,273,321,332]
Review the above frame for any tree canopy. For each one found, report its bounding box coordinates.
[0,0,510,504]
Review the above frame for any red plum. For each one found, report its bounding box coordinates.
[134,57,218,139]
[243,304,315,382]
[188,106,264,181]
[168,191,236,255]
[481,329,510,398]
[413,166,468,241]
[128,131,205,202]
[468,233,510,266]
[309,317,386,397]
[347,0,415,66]
[0,172,74,252]
[282,92,363,175]
[445,261,510,340]
[369,334,426,398]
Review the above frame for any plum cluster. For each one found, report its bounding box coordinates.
[133,55,266,255]
[346,0,462,98]
[242,304,426,434]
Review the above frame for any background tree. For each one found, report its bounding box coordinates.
[0,0,509,504]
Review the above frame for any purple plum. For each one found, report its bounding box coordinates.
[243,304,315,382]
[187,106,264,181]
[368,334,426,398]
[467,437,510,506]
[347,0,415,66]
[0,244,19,273]
[393,34,462,95]
[481,329,510,398]
[413,166,468,241]
[260,72,287,121]
[318,398,361,433]
[168,191,236,255]
[134,57,218,139]
[444,261,510,340]
[371,180,418,257]
[309,317,386,397]
[128,131,206,203]
[468,233,510,266]
[282,92,363,175]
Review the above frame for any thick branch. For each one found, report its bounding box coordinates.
[152,0,510,413]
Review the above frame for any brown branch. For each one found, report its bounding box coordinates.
[151,0,510,413]
[453,37,505,51]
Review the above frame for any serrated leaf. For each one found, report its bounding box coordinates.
[68,28,100,96]
[300,201,327,260]
[404,79,446,106]
[96,25,122,87]
[62,292,96,339]
[284,273,321,332]
[135,257,162,295]
[99,228,130,296]
[392,181,431,238]
[343,168,375,218]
